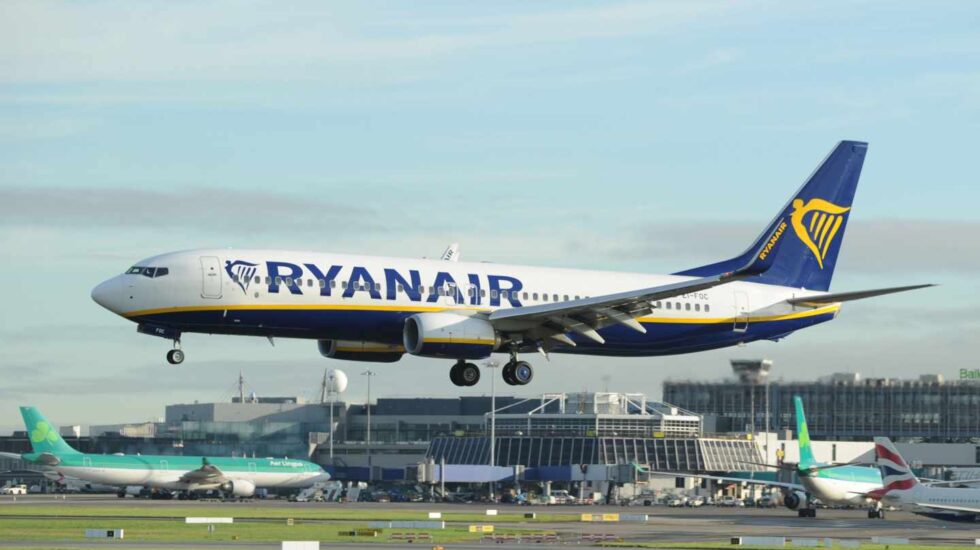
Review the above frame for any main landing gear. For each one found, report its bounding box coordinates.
[449,361,480,387]
[502,359,533,386]
[867,505,885,519]
[166,340,184,365]
[447,353,535,387]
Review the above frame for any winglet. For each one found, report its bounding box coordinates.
[735,218,791,277]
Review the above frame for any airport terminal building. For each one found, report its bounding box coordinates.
[664,370,980,442]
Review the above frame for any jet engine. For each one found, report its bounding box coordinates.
[220,479,256,498]
[783,490,807,510]
[403,312,498,359]
[317,340,403,363]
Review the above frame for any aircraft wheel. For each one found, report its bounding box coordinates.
[167,349,184,365]
[459,362,480,386]
[502,362,519,386]
[449,363,465,387]
[512,361,534,385]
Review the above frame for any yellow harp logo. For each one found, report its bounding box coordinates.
[790,198,850,269]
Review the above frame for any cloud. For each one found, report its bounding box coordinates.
[0,185,394,234]
[566,219,980,274]
[0,1,746,84]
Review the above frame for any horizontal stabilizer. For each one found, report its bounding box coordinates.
[787,284,935,306]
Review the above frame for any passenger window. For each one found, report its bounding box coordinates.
[564,295,569,301]
[501,291,509,299]
[398,284,405,293]
[523,292,529,300]
[480,289,486,298]
[553,294,559,302]
[655,301,661,309]
[666,302,672,310]
[695,303,700,311]
[575,295,580,300]
[319,279,325,288]
[265,276,271,285]
[285,277,293,286]
[676,302,681,310]
[685,303,691,311]
[543,294,549,302]
[533,293,539,300]
[705,304,710,313]
[429,286,435,295]
[308,279,314,288]
[374,283,381,292]
[275,276,283,285]
[254,276,261,284]
[491,290,499,299]
[468,287,475,297]
[438,287,445,296]
[341,281,348,289]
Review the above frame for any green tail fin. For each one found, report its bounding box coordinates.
[793,396,817,469]
[20,407,80,456]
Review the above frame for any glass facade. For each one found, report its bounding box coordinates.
[664,376,980,441]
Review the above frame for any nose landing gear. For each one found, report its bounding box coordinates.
[166,341,184,365]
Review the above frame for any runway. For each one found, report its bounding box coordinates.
[1,495,978,548]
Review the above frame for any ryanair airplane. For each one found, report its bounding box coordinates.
[91,141,930,386]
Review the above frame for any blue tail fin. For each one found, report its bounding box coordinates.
[676,141,867,291]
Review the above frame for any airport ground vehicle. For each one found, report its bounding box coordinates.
[0,484,27,495]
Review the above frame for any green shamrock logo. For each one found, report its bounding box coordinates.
[30,421,58,444]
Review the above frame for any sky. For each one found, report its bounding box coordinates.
[1,1,978,433]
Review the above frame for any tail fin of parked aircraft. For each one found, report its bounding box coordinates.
[677,141,867,292]
[794,396,818,470]
[20,406,81,456]
[873,437,920,494]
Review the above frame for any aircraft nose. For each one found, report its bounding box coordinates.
[91,277,121,312]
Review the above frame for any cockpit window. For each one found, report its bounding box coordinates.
[126,266,169,278]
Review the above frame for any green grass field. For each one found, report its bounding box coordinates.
[602,543,974,550]
[0,516,545,543]
[0,503,566,523]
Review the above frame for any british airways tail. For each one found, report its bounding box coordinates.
[677,141,867,292]
[873,437,920,495]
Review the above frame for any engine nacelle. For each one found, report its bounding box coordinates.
[403,312,498,359]
[318,340,403,363]
[220,479,256,497]
[783,490,807,510]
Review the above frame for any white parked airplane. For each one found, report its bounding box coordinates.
[91,141,930,386]
[872,437,980,522]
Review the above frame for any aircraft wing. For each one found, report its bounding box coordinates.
[177,459,227,485]
[487,220,788,348]
[648,470,804,491]
[489,271,754,346]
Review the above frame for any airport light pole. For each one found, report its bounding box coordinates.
[362,369,376,481]
[485,360,500,502]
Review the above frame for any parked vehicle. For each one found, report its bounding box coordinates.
[0,484,27,495]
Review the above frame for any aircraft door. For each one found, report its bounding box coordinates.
[733,291,749,332]
[200,256,223,299]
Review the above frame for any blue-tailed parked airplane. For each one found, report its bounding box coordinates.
[91,141,930,386]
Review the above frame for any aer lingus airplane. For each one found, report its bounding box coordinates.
[91,141,930,386]
[654,396,887,518]
[0,407,329,497]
